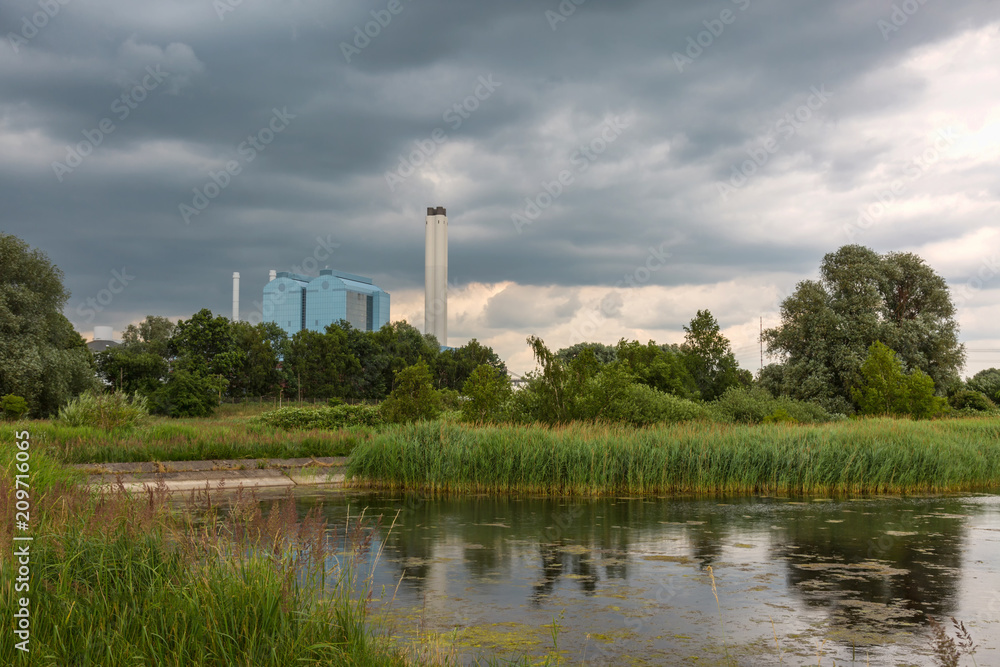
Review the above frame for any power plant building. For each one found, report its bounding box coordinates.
[262,269,390,337]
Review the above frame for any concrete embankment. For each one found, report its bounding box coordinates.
[74,457,348,492]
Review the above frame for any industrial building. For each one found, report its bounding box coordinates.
[258,269,390,337]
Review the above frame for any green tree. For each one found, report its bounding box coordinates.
[680,310,742,401]
[765,245,964,412]
[967,368,1000,404]
[121,315,175,358]
[1,394,29,421]
[379,360,442,423]
[851,341,946,418]
[460,364,513,423]
[169,309,244,379]
[228,321,286,398]
[556,342,617,365]
[285,328,360,400]
[615,339,700,399]
[0,233,99,415]
[149,369,225,418]
[434,339,507,390]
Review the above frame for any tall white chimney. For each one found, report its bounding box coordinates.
[268,269,277,282]
[423,206,447,346]
[232,272,240,322]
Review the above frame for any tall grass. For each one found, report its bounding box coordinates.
[0,439,408,666]
[347,418,1000,496]
[0,420,368,464]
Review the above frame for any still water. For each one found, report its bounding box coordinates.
[273,490,1000,665]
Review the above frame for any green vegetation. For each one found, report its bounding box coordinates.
[348,418,1000,496]
[852,341,947,419]
[57,389,150,431]
[252,404,384,430]
[0,419,364,464]
[1,394,29,421]
[379,360,443,423]
[709,386,832,424]
[0,233,99,416]
[763,245,965,413]
[0,439,407,666]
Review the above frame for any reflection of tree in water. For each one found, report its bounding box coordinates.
[775,500,967,633]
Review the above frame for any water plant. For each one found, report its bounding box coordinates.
[347,417,1000,496]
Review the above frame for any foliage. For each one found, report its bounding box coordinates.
[149,369,225,418]
[460,364,513,423]
[253,405,384,430]
[615,339,700,399]
[433,338,508,390]
[763,408,798,424]
[949,389,997,412]
[710,386,831,425]
[379,360,442,423]
[764,245,965,409]
[56,390,150,431]
[228,321,287,398]
[1,394,29,421]
[851,342,947,419]
[0,233,99,415]
[95,345,169,394]
[170,308,245,381]
[348,417,1000,496]
[556,341,618,365]
[966,368,1000,404]
[680,310,744,400]
[596,382,709,426]
[286,327,359,400]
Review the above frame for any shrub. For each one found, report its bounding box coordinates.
[711,387,831,424]
[599,383,708,426]
[1,394,29,421]
[148,370,224,418]
[763,408,798,424]
[253,405,383,430]
[949,389,996,412]
[57,391,149,431]
[461,364,512,423]
[379,361,442,424]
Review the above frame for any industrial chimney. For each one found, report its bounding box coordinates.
[424,206,447,346]
[268,269,277,282]
[232,272,240,322]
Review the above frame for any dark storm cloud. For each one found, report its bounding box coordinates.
[0,0,997,344]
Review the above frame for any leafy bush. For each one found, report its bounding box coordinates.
[460,364,512,423]
[710,387,831,424]
[763,408,798,424]
[1,394,29,421]
[851,342,947,419]
[252,405,383,430]
[598,383,708,426]
[148,370,226,418]
[967,368,1000,404]
[379,361,442,424]
[438,388,462,411]
[949,389,996,412]
[57,391,149,431]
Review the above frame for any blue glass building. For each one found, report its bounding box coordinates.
[262,269,390,337]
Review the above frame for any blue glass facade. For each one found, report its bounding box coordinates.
[264,269,390,337]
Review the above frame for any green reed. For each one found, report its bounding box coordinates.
[347,417,1000,496]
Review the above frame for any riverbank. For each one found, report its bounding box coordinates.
[0,438,412,666]
[348,417,1000,496]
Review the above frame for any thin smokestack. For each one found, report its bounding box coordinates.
[268,269,277,282]
[424,208,437,340]
[232,272,240,322]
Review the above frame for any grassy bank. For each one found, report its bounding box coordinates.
[0,437,408,666]
[347,417,1000,495]
[0,419,368,464]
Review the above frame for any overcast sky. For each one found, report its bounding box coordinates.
[2,0,999,375]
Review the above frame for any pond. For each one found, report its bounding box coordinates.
[260,490,1000,665]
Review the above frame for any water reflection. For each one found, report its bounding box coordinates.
[272,491,997,664]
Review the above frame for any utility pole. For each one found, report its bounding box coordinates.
[759,316,763,371]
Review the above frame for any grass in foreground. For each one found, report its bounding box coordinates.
[347,417,1000,496]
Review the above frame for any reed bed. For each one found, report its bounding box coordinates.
[347,417,1000,496]
[0,420,368,464]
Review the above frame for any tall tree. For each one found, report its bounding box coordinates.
[764,245,964,412]
[680,310,742,401]
[0,233,98,415]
